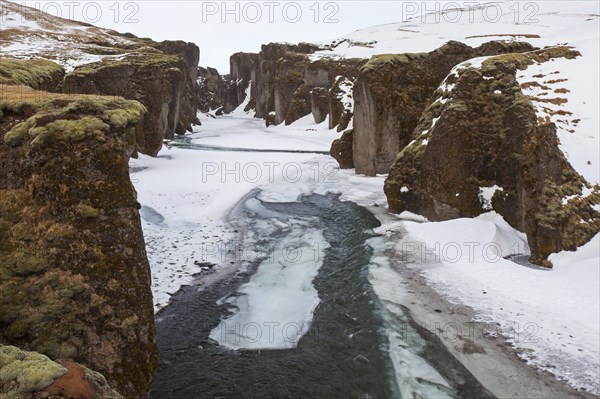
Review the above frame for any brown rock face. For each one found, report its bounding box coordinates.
[157,40,202,135]
[352,41,535,176]
[198,66,227,113]
[215,43,366,128]
[330,129,355,169]
[251,43,313,121]
[223,52,259,113]
[384,47,600,264]
[311,87,330,124]
[63,41,201,157]
[0,86,158,396]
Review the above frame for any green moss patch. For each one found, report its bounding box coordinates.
[0,345,67,395]
[69,52,180,77]
[482,46,580,71]
[1,86,146,148]
[0,59,64,90]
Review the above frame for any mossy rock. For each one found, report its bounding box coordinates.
[383,44,596,264]
[0,58,65,91]
[1,85,146,150]
[68,52,181,78]
[0,345,67,395]
[0,85,157,397]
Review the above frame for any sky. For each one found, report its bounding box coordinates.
[21,1,433,71]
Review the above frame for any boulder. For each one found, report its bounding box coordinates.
[330,129,355,169]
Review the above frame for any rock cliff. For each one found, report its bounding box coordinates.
[224,52,259,113]
[0,59,65,92]
[2,2,202,158]
[351,40,534,176]
[0,83,158,396]
[221,42,365,129]
[383,47,600,265]
[63,41,201,157]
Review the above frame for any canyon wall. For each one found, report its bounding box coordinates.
[63,40,201,157]
[383,47,600,265]
[224,43,366,130]
[0,80,157,397]
[350,41,534,176]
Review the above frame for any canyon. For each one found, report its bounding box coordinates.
[1,1,599,398]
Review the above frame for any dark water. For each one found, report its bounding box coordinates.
[150,193,494,399]
[170,136,329,154]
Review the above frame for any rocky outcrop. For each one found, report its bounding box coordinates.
[223,52,259,113]
[198,66,227,113]
[0,58,65,92]
[0,345,122,399]
[384,47,600,265]
[156,40,202,135]
[330,129,354,169]
[0,85,158,396]
[248,42,362,126]
[328,76,356,132]
[311,87,329,124]
[223,42,366,128]
[352,40,535,176]
[63,41,201,157]
[252,43,312,121]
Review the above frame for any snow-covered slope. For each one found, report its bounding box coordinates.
[313,2,598,60]
[0,0,142,71]
[313,1,600,185]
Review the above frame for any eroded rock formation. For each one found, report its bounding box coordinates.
[0,83,158,396]
[221,43,365,129]
[224,52,259,113]
[198,66,227,113]
[330,129,354,169]
[352,40,534,176]
[383,47,600,265]
[63,41,201,157]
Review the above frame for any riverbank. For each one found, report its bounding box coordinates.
[132,108,599,397]
[367,207,597,399]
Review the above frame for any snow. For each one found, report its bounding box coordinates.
[312,2,600,61]
[369,244,455,399]
[209,227,328,350]
[1,0,137,71]
[131,81,597,397]
[334,76,354,112]
[131,137,317,310]
[516,43,600,186]
[374,213,600,393]
[132,101,598,390]
[131,111,384,311]
[479,185,503,210]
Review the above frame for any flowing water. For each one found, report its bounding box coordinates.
[150,189,494,398]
